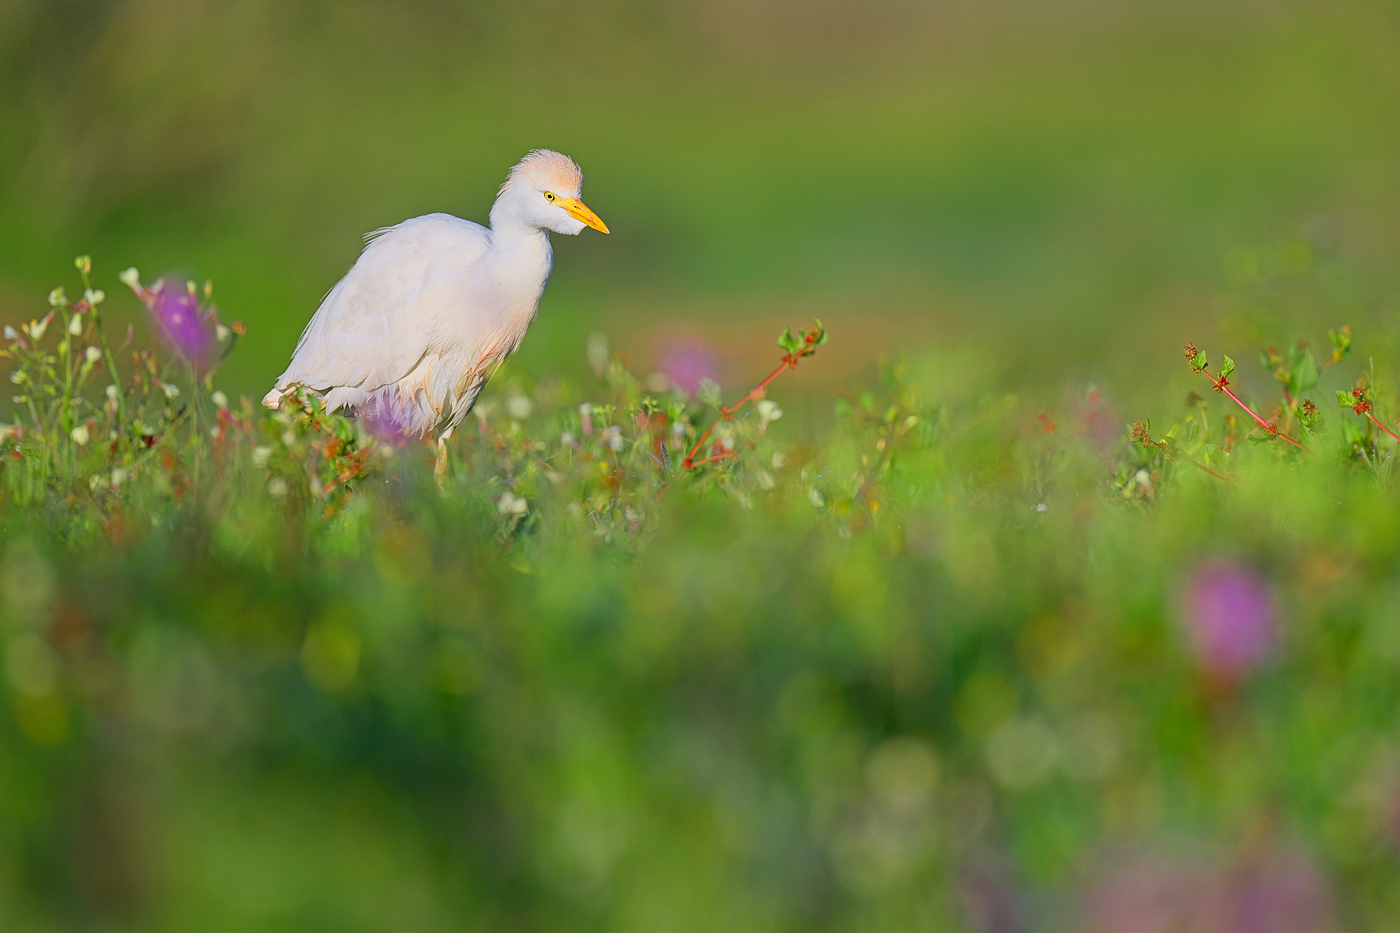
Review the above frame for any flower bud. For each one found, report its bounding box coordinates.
[85,346,102,364]
[68,315,83,336]
[211,390,228,409]
[29,314,52,341]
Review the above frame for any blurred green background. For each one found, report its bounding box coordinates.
[7,3,1400,931]
[4,0,1400,400]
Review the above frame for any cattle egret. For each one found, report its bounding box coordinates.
[262,149,608,480]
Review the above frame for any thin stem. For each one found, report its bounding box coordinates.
[1185,457,1231,482]
[1364,411,1400,443]
[683,357,796,469]
[1202,367,1310,452]
[92,308,126,428]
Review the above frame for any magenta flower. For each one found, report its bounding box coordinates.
[1081,855,1227,933]
[1234,851,1335,933]
[147,277,217,366]
[658,335,720,396]
[1081,847,1335,933]
[1182,558,1276,678]
[361,399,409,447]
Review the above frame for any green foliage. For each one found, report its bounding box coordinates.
[6,262,1400,930]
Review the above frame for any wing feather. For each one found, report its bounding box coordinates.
[270,213,490,405]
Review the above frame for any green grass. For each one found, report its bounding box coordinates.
[7,2,1400,929]
[0,255,1399,930]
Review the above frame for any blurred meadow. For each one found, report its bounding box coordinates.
[5,0,1400,931]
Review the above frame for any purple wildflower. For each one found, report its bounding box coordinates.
[147,277,216,366]
[658,335,720,396]
[361,399,410,447]
[1081,847,1335,933]
[1234,850,1335,933]
[1182,558,1276,678]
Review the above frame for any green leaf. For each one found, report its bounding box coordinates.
[697,378,723,409]
[1220,355,1236,380]
[1328,326,1352,360]
[1192,350,1208,371]
[777,328,801,354]
[1337,390,1356,408]
[1287,350,1318,396]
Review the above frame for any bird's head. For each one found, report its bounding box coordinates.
[494,149,609,236]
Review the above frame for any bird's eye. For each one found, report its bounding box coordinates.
[544,191,556,202]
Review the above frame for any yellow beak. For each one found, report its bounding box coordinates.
[560,197,610,234]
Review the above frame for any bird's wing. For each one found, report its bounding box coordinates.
[273,213,491,400]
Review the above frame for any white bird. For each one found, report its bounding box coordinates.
[262,148,608,476]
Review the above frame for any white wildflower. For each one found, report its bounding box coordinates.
[68,315,83,336]
[47,288,65,307]
[808,488,827,508]
[29,317,49,341]
[772,451,787,469]
[110,467,128,487]
[1134,469,1152,488]
[3,326,15,340]
[757,399,783,422]
[85,346,102,364]
[267,477,289,498]
[211,390,228,409]
[105,384,119,402]
[89,474,102,491]
[82,288,104,306]
[160,382,180,399]
[252,446,273,467]
[118,268,141,290]
[216,324,231,342]
[506,395,533,420]
[70,425,90,446]
[497,491,528,516]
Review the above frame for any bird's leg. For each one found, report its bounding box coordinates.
[434,426,454,490]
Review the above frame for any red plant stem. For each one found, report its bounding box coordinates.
[683,356,797,469]
[1203,368,1310,452]
[1364,411,1400,443]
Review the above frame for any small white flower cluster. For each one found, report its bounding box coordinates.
[497,491,529,516]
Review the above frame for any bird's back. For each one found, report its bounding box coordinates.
[266,213,496,424]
